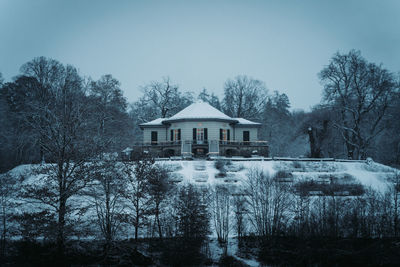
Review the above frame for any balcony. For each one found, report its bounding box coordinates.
[218,140,268,147]
[126,140,268,158]
[131,140,268,147]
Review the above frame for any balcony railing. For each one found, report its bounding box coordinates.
[218,140,268,146]
[132,140,268,147]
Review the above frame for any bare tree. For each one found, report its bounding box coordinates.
[20,57,65,162]
[20,61,96,257]
[122,157,154,241]
[222,75,267,120]
[140,77,193,118]
[210,185,230,253]
[245,168,273,236]
[232,194,247,243]
[245,168,291,237]
[319,50,398,159]
[0,173,16,258]
[147,164,171,239]
[88,74,131,152]
[87,158,126,257]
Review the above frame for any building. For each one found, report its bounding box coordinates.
[133,101,268,158]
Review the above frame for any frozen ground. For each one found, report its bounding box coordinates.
[159,159,397,193]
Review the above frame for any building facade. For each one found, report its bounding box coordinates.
[133,101,268,157]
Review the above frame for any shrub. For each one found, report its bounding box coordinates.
[274,170,293,179]
[241,150,252,158]
[294,180,365,196]
[215,172,227,178]
[219,255,248,266]
[292,161,303,169]
[215,159,226,170]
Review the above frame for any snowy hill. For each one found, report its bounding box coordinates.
[159,158,396,193]
[3,159,399,266]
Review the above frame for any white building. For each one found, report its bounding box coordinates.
[138,101,268,157]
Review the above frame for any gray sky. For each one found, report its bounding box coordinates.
[1,0,399,110]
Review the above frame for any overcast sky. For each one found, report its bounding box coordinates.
[1,0,399,110]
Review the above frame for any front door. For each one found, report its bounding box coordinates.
[243,131,250,144]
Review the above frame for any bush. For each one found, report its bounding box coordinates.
[294,180,365,196]
[241,150,252,158]
[292,161,304,169]
[215,159,226,170]
[274,170,293,179]
[219,255,248,266]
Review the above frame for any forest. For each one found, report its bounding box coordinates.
[0,50,400,266]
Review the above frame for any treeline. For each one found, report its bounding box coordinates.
[1,50,400,173]
[1,50,399,174]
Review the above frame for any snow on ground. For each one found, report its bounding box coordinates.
[6,159,398,220]
[158,159,397,193]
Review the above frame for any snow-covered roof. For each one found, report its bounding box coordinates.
[139,118,164,126]
[140,101,260,127]
[164,101,236,122]
[233,118,261,126]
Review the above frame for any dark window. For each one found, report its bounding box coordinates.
[178,129,181,140]
[193,128,197,140]
[204,128,208,140]
[151,131,158,145]
[220,129,223,140]
[227,129,230,141]
[170,130,173,141]
[243,131,250,143]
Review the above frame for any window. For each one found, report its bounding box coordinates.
[174,129,181,141]
[197,128,204,143]
[221,129,227,141]
[220,129,231,143]
[171,129,181,142]
[151,131,158,145]
[243,131,250,143]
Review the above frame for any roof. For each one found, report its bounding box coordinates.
[140,101,261,127]
[163,101,235,123]
[139,118,164,127]
[233,118,261,126]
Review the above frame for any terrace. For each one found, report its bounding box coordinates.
[124,140,269,158]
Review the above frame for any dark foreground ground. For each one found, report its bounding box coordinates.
[1,237,400,266]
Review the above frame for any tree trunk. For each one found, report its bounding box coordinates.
[57,197,67,259]
[155,206,163,239]
[1,205,6,258]
[135,205,139,241]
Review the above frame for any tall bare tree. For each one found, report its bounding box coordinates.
[0,173,16,259]
[210,185,230,252]
[147,165,171,239]
[88,74,132,152]
[140,77,193,118]
[88,158,126,257]
[20,59,96,257]
[122,157,154,241]
[222,75,267,120]
[319,50,398,159]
